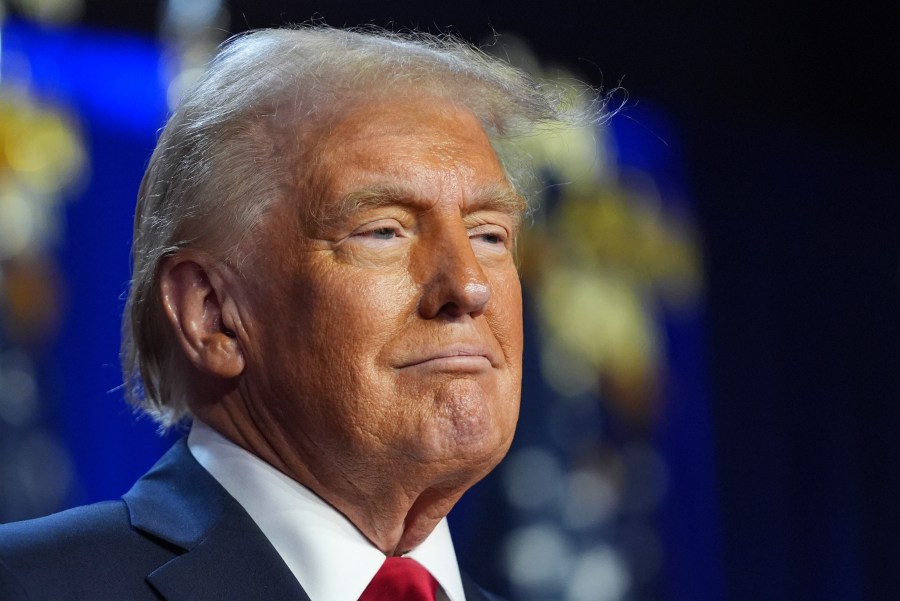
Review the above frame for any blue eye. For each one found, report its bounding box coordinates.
[371,227,397,239]
[479,233,503,244]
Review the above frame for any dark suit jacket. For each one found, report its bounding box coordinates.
[0,439,502,601]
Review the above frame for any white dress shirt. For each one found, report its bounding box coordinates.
[188,420,467,601]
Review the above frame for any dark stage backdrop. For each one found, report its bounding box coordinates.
[1,3,898,601]
[1,16,719,601]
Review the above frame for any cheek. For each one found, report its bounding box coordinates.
[490,269,524,351]
[299,266,416,363]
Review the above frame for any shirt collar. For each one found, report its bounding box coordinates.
[187,420,466,601]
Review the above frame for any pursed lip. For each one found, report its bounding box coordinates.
[396,342,499,370]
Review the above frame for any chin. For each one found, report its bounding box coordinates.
[422,378,518,469]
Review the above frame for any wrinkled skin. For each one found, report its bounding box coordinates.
[161,96,524,554]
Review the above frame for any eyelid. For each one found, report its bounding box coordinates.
[351,218,408,236]
[466,208,515,228]
[467,224,511,251]
[467,222,510,238]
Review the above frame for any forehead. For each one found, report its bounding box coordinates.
[306,96,517,215]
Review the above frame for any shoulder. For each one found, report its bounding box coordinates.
[464,586,506,601]
[460,571,509,601]
[0,501,178,600]
[0,500,130,550]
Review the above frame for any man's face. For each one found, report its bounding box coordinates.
[236,96,523,497]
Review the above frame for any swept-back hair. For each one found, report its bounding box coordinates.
[122,25,599,427]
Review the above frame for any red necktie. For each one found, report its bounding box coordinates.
[359,557,439,601]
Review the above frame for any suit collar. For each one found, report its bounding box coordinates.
[461,571,504,601]
[123,439,309,601]
[145,511,310,601]
[122,439,496,601]
[123,438,223,549]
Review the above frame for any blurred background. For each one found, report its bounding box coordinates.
[0,1,897,600]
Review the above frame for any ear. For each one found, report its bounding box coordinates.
[158,257,245,379]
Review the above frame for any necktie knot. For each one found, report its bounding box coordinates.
[359,557,439,601]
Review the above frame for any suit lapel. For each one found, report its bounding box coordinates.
[461,571,505,601]
[123,440,310,601]
[146,511,310,601]
[123,440,504,601]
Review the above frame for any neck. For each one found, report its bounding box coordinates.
[196,403,472,554]
[345,485,464,555]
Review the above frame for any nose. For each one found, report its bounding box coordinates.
[417,228,491,319]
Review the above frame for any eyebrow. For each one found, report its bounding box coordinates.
[318,182,527,229]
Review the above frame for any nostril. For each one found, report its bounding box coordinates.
[438,279,490,318]
[436,301,466,319]
[419,275,492,320]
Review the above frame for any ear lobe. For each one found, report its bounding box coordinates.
[158,257,245,379]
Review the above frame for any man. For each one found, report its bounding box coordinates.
[0,26,587,600]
